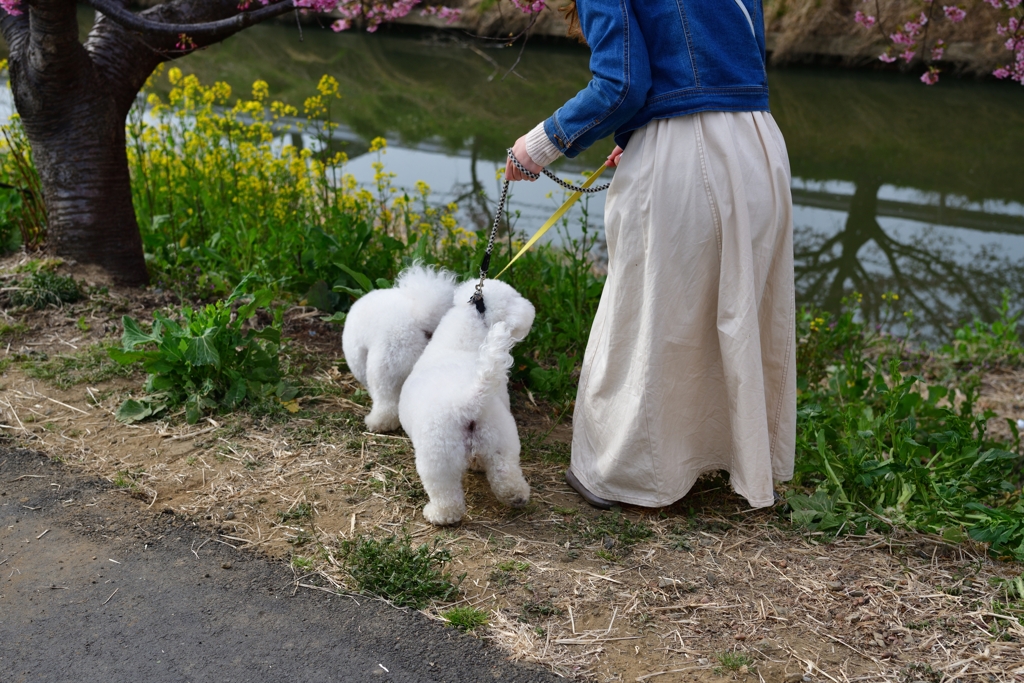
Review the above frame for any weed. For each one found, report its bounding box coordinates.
[9,271,81,309]
[901,663,942,683]
[288,530,314,547]
[790,297,1024,560]
[110,279,296,424]
[23,344,135,389]
[442,606,488,632]
[564,511,654,551]
[111,469,142,490]
[941,290,1023,366]
[339,534,462,609]
[291,556,314,570]
[497,560,529,572]
[277,503,313,522]
[521,600,561,620]
[715,651,754,673]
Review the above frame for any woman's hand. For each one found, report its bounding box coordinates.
[606,145,623,167]
[505,135,543,181]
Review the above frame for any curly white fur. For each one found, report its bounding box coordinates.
[341,264,457,432]
[399,279,536,526]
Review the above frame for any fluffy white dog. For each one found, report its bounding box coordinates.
[400,279,536,525]
[342,264,457,432]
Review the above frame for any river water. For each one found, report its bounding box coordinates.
[13,19,1024,338]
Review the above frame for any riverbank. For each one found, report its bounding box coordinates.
[122,1,1013,77]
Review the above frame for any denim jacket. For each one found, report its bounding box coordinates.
[543,0,769,156]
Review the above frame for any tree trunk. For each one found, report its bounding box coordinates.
[3,1,150,284]
[17,72,149,285]
[0,0,294,285]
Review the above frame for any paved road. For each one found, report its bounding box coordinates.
[0,444,558,683]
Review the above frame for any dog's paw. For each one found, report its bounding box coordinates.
[423,501,464,526]
[508,493,530,508]
[467,455,485,473]
[494,478,531,509]
[364,409,400,433]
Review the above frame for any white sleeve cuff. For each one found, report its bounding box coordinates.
[525,122,562,168]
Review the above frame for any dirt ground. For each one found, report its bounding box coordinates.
[2,255,1024,682]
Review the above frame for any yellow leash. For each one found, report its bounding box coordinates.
[494,162,610,280]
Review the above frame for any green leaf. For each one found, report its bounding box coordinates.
[321,311,346,324]
[121,316,161,350]
[338,264,374,293]
[184,330,221,368]
[115,399,153,424]
[185,396,202,425]
[108,347,149,366]
[374,278,391,289]
[224,379,247,408]
[332,285,365,298]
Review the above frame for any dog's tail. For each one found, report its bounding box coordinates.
[474,321,515,400]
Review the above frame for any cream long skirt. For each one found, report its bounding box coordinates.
[570,111,796,509]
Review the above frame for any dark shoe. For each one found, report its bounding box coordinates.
[565,469,616,510]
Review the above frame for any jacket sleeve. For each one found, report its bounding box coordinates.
[543,0,651,158]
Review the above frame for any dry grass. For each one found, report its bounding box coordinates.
[2,257,1023,681]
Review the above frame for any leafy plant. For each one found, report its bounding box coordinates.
[339,533,462,609]
[110,279,294,424]
[791,297,1024,560]
[941,289,1023,366]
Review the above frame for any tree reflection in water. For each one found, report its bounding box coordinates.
[794,179,1024,339]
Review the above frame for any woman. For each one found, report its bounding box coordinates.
[506,0,796,509]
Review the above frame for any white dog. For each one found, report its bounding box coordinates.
[400,279,536,525]
[342,264,457,432]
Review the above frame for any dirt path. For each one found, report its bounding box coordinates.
[0,444,558,683]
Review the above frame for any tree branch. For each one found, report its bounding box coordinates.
[82,0,297,41]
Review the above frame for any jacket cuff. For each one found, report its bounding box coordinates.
[525,122,562,167]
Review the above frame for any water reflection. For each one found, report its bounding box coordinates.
[3,23,1023,337]
[793,178,1024,337]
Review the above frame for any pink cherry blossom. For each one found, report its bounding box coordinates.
[942,5,966,22]
[920,67,940,84]
[879,53,898,63]
[854,11,877,28]
[0,0,23,16]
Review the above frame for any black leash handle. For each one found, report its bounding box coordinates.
[470,149,612,313]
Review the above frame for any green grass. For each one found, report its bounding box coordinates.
[442,606,488,632]
[339,533,462,609]
[715,651,754,673]
[291,555,314,570]
[0,321,27,340]
[9,271,81,309]
[22,344,136,389]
